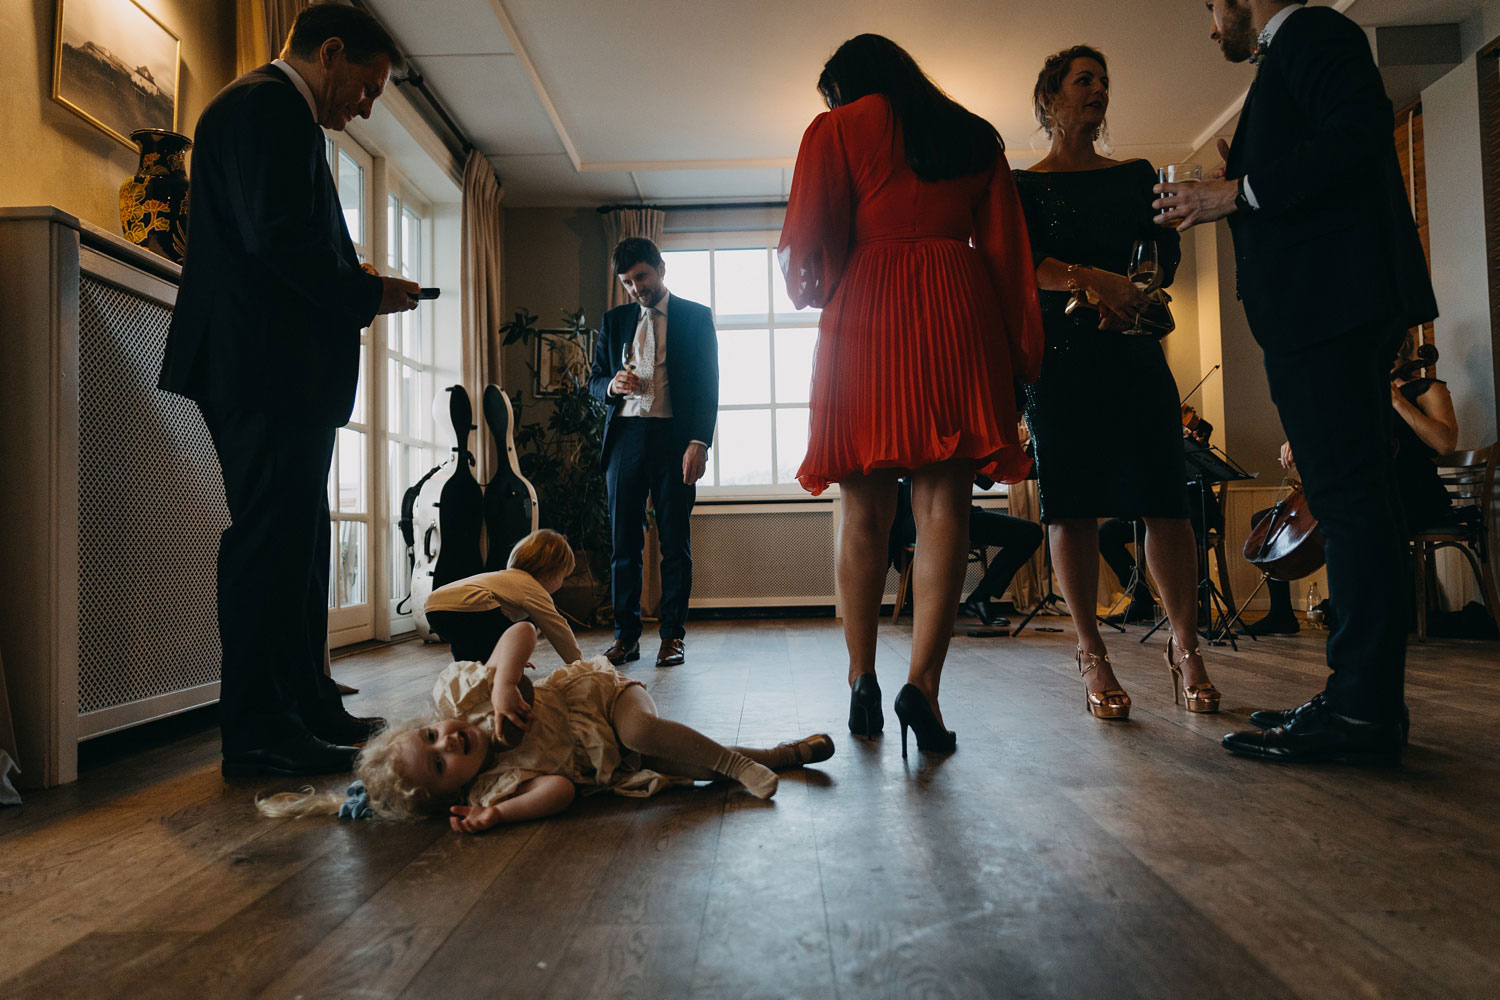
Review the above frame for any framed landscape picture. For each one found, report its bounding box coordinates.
[534,329,591,397]
[53,0,180,148]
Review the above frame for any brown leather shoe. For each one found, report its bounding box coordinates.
[603,639,640,666]
[656,637,685,667]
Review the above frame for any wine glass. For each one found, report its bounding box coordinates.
[620,340,638,399]
[1127,240,1159,334]
[1156,163,1203,229]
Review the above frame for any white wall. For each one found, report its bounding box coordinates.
[1424,52,1497,450]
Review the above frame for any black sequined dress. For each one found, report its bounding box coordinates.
[1014,160,1189,523]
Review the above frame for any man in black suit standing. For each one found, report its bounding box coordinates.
[159,4,419,776]
[1158,0,1437,765]
[589,238,719,668]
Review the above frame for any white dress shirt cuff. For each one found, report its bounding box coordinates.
[1241,175,1261,210]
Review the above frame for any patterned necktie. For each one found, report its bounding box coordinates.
[637,307,658,410]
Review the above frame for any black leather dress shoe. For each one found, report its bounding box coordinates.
[307,713,385,747]
[222,733,359,778]
[1242,613,1300,636]
[1249,693,1326,730]
[604,639,640,666]
[656,637,685,667]
[1223,703,1401,766]
[1251,693,1410,745]
[959,599,1007,627]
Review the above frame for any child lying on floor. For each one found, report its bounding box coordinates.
[259,622,833,832]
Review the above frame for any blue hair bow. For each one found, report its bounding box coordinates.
[338,780,374,821]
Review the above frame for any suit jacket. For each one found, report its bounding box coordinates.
[1225,6,1436,354]
[588,295,719,462]
[159,63,382,427]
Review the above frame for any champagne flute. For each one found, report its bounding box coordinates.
[1127,240,1159,335]
[1157,163,1202,229]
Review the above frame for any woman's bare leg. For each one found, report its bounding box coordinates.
[837,470,901,687]
[1050,518,1125,696]
[1142,516,1214,689]
[904,460,976,721]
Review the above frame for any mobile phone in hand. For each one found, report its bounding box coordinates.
[408,287,441,300]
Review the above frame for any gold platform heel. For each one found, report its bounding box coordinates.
[1165,636,1221,714]
[1077,649,1130,720]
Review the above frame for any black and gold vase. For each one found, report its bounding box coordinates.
[119,128,191,264]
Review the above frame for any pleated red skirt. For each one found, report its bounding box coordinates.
[796,236,1030,495]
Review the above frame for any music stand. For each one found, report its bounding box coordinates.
[1013,528,1125,637]
[1139,441,1257,648]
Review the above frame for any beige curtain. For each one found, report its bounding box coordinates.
[236,0,308,73]
[461,149,506,480]
[601,208,665,309]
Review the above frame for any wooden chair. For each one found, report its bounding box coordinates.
[891,544,989,624]
[1413,443,1500,641]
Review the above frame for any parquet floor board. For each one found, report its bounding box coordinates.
[1,618,1496,999]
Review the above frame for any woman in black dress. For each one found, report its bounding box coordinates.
[1014,45,1220,719]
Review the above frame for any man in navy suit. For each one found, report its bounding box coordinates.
[1158,0,1437,765]
[160,4,419,776]
[589,238,719,667]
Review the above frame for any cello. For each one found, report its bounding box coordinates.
[481,384,540,571]
[1242,479,1325,581]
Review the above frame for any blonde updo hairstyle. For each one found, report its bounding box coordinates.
[1033,44,1110,142]
[255,715,450,821]
[507,528,575,580]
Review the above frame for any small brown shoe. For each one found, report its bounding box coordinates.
[603,639,640,666]
[656,637,685,667]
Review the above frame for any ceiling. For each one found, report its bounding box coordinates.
[366,0,1490,208]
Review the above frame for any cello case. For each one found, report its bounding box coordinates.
[409,386,485,640]
[481,384,540,571]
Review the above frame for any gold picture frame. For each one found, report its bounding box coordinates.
[53,0,181,149]
[534,329,591,397]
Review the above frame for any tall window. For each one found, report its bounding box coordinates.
[660,243,820,496]
[385,182,457,631]
[327,134,373,639]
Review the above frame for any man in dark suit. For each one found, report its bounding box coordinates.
[588,238,719,667]
[159,4,419,776]
[1158,0,1437,765]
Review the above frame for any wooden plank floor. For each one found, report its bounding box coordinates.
[3,617,1498,999]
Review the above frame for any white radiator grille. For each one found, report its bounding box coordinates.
[690,507,836,604]
[75,276,229,715]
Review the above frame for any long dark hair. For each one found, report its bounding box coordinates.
[817,34,1003,182]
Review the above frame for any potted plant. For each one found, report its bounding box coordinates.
[501,308,611,625]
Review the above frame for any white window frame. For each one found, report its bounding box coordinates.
[659,231,822,501]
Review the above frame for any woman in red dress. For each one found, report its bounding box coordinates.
[778,34,1043,755]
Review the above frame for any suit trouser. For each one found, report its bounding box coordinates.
[605,417,695,643]
[201,404,343,752]
[1261,321,1407,724]
[967,510,1044,604]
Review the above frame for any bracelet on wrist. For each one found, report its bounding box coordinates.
[1064,263,1086,292]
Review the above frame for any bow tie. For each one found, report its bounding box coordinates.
[1248,25,1273,65]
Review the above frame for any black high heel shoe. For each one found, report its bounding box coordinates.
[893,684,956,758]
[848,674,883,737]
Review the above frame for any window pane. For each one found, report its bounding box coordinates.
[713,248,769,319]
[405,304,423,360]
[337,520,366,606]
[351,344,366,425]
[404,208,422,280]
[776,408,810,484]
[773,256,820,319]
[716,409,773,486]
[337,428,364,513]
[387,195,398,269]
[774,328,817,405]
[391,523,406,602]
[717,329,770,405]
[328,538,337,609]
[662,250,710,307]
[387,357,402,435]
[337,149,363,244]
[406,367,423,438]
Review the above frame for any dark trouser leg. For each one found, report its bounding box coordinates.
[606,419,649,644]
[968,511,1044,604]
[1263,323,1407,724]
[202,405,337,753]
[1266,579,1294,617]
[303,490,342,721]
[427,608,514,662]
[650,422,695,641]
[1097,517,1142,591]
